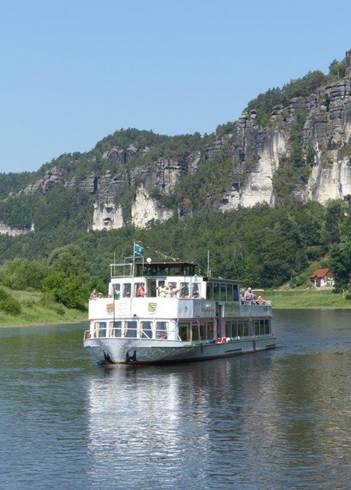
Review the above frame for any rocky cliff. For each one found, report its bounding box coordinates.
[1,51,351,234]
[220,52,351,210]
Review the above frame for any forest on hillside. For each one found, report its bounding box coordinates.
[1,199,351,313]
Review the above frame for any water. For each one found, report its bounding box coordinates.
[1,310,351,489]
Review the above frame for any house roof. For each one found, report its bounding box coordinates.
[311,268,331,279]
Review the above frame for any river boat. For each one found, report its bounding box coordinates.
[83,247,276,364]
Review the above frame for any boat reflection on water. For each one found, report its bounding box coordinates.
[85,354,275,488]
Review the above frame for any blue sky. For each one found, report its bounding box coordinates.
[0,0,350,173]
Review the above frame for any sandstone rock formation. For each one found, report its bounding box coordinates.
[131,187,173,229]
[90,201,124,231]
[0,222,34,237]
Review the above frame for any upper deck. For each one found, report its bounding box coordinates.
[110,261,196,279]
[89,259,272,320]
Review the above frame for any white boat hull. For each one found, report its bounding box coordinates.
[84,336,276,364]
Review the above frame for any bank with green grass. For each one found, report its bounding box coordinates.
[0,286,87,327]
[265,288,351,309]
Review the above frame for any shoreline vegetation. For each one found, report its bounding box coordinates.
[265,288,351,309]
[0,287,86,328]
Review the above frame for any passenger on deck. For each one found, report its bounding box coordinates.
[136,284,145,297]
[256,295,266,305]
[244,287,255,302]
[168,283,180,298]
[90,289,97,300]
[157,284,168,298]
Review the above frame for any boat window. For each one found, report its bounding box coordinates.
[206,282,213,300]
[200,321,206,340]
[260,319,265,335]
[147,279,157,297]
[141,321,153,339]
[156,321,168,339]
[232,285,239,302]
[154,280,165,298]
[225,320,232,337]
[94,321,106,338]
[125,320,137,338]
[226,284,233,302]
[112,284,121,300]
[243,320,249,337]
[109,321,122,337]
[192,322,200,341]
[179,322,190,341]
[180,282,189,298]
[237,320,246,337]
[135,282,145,297]
[207,320,214,340]
[123,283,131,298]
[213,283,220,300]
[220,284,227,301]
[192,283,199,298]
[254,320,260,336]
[264,319,270,334]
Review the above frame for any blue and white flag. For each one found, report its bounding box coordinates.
[133,242,145,257]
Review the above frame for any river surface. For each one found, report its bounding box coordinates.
[1,310,351,489]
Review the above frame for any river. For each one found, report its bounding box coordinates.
[1,310,351,489]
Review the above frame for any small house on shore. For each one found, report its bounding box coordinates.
[310,268,334,288]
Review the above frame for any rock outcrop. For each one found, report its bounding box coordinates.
[219,51,351,210]
[90,201,124,231]
[0,222,34,237]
[131,187,173,229]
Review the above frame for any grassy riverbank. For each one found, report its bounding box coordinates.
[265,288,351,309]
[0,287,87,327]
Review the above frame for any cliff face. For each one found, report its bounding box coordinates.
[1,51,351,235]
[219,58,351,210]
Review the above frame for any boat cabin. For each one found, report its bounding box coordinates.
[107,260,239,302]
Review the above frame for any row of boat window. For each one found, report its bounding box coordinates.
[92,318,271,341]
[93,320,172,339]
[225,319,271,337]
[112,281,200,298]
[179,321,215,342]
[206,282,239,302]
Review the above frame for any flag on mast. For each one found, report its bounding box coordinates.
[133,242,145,257]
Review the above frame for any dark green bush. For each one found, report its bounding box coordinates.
[0,287,21,315]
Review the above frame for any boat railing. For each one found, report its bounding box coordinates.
[110,263,133,278]
[84,327,181,341]
[240,300,272,306]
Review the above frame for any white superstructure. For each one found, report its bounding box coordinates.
[84,258,276,364]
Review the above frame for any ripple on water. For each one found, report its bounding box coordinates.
[1,314,351,489]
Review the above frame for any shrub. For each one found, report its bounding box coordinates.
[43,271,88,310]
[0,287,22,315]
[0,259,49,290]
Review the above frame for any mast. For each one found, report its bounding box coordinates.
[207,250,211,278]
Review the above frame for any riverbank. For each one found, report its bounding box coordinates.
[265,288,351,309]
[0,287,87,327]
